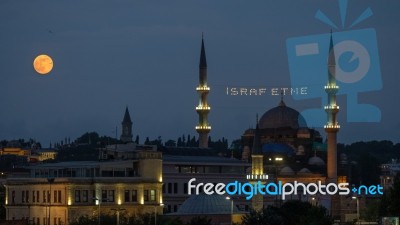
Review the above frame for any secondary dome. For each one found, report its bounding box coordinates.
[258,100,307,129]
[308,156,326,166]
[174,193,239,215]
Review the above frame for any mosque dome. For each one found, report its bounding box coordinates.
[174,193,239,215]
[298,168,312,175]
[279,166,295,175]
[262,143,295,155]
[308,155,326,166]
[258,100,307,129]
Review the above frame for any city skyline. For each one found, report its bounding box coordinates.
[0,0,399,146]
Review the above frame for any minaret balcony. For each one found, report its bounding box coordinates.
[324,85,339,89]
[324,124,340,129]
[324,105,339,110]
[195,125,211,131]
[196,106,211,111]
[196,86,210,91]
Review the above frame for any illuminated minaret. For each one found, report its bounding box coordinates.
[195,35,211,148]
[251,116,264,211]
[324,33,340,182]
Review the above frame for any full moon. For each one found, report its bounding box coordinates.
[33,54,54,75]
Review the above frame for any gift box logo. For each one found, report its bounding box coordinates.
[286,0,382,127]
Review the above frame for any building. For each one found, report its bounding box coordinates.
[4,146,162,225]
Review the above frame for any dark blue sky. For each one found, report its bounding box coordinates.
[0,0,399,146]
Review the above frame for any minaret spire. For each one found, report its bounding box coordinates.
[250,115,263,211]
[324,32,340,182]
[196,35,211,148]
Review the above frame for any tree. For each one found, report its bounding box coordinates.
[135,135,139,144]
[241,201,332,225]
[186,216,212,225]
[165,139,176,147]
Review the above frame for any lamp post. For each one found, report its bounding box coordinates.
[111,208,125,225]
[225,197,233,225]
[93,198,101,225]
[352,196,360,223]
[47,178,55,225]
[154,203,164,225]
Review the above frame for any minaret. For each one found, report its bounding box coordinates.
[195,35,211,148]
[324,32,340,182]
[120,107,133,143]
[251,116,264,211]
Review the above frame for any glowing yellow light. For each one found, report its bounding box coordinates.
[195,126,211,130]
[275,157,283,161]
[68,197,72,206]
[196,86,210,91]
[140,196,144,205]
[33,54,54,75]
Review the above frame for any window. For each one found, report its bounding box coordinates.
[58,190,61,203]
[33,191,36,203]
[102,190,107,202]
[43,191,46,203]
[37,218,40,225]
[108,190,115,202]
[131,190,137,202]
[54,190,57,203]
[37,191,40,202]
[183,183,188,194]
[26,190,29,203]
[162,184,165,194]
[11,191,15,204]
[144,190,148,201]
[174,183,178,194]
[82,190,88,202]
[22,191,25,203]
[75,190,81,202]
[168,183,172,194]
[47,191,50,203]
[150,190,156,201]
[124,190,130,202]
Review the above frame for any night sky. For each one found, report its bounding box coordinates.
[0,0,399,146]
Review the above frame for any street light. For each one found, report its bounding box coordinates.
[93,198,101,225]
[154,203,164,225]
[225,197,233,225]
[352,196,360,222]
[111,208,125,225]
[47,178,55,225]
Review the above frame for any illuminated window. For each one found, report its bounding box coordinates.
[150,190,156,201]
